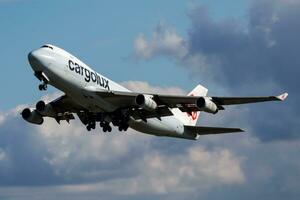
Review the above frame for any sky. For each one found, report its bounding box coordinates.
[0,0,299,199]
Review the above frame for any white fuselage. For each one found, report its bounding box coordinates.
[28,45,191,139]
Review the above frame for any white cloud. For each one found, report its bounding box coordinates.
[0,113,5,126]
[0,82,246,193]
[122,80,186,95]
[0,148,6,161]
[34,116,151,178]
[54,145,245,195]
[134,24,188,60]
[123,146,245,194]
[132,24,220,85]
[0,80,299,200]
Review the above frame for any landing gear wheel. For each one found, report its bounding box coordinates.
[118,123,129,132]
[100,121,104,127]
[123,125,129,131]
[103,126,107,132]
[91,122,96,129]
[86,125,91,131]
[38,83,47,91]
[102,122,112,133]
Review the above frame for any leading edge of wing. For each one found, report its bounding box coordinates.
[184,125,244,135]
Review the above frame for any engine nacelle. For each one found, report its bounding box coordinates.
[196,97,218,114]
[135,94,157,111]
[21,108,44,125]
[36,101,56,117]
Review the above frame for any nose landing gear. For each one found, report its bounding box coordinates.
[35,71,49,91]
[38,83,47,91]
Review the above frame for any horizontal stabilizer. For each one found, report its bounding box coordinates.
[184,125,244,135]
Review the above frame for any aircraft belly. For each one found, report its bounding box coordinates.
[129,117,185,137]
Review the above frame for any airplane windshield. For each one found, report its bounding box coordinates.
[41,45,53,50]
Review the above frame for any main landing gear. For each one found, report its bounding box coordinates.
[86,121,112,133]
[78,111,129,133]
[86,121,96,131]
[118,123,129,132]
[86,121,128,133]
[100,121,112,132]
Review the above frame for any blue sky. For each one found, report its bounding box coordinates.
[0,0,299,200]
[0,0,248,109]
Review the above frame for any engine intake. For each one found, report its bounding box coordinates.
[36,101,56,117]
[21,108,44,125]
[196,97,218,114]
[135,94,157,111]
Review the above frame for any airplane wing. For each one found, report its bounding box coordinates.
[211,92,289,105]
[92,89,288,118]
[50,95,85,113]
[184,125,244,135]
[41,95,85,122]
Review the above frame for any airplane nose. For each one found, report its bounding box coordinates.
[28,50,40,64]
[28,49,53,71]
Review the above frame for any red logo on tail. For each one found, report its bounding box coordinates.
[187,94,198,120]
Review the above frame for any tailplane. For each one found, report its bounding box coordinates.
[179,125,244,140]
[173,84,208,126]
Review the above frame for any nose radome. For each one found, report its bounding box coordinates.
[28,49,53,71]
[28,50,41,65]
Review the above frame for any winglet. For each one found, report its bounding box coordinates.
[276,92,288,101]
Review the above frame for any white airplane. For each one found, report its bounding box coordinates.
[21,44,288,140]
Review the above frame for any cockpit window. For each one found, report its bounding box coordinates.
[41,45,53,50]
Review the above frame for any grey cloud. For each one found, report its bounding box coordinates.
[187,0,300,91]
[0,107,151,186]
[0,79,300,199]
[1,113,300,200]
[0,102,245,195]
[133,0,300,142]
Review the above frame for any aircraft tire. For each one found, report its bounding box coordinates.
[100,121,105,127]
[86,125,91,131]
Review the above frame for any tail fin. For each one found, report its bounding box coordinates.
[173,84,208,126]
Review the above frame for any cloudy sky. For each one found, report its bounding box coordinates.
[0,0,299,199]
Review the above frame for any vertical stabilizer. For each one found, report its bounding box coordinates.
[173,84,208,126]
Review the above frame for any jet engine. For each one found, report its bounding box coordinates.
[36,101,56,117]
[135,94,157,111]
[21,108,44,125]
[196,97,218,114]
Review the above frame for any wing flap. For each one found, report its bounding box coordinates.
[130,106,173,120]
[184,125,244,135]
